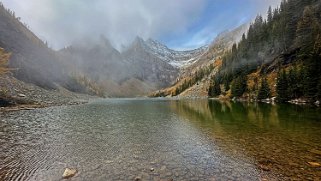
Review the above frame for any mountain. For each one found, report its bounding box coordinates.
[121,37,207,69]
[150,23,249,97]
[122,37,179,88]
[143,38,208,68]
[59,36,129,83]
[58,36,207,97]
[185,23,249,72]
[153,0,321,104]
[157,0,321,103]
[0,2,208,98]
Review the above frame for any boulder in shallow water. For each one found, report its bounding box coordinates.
[62,168,77,179]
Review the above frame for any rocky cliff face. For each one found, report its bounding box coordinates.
[122,37,179,88]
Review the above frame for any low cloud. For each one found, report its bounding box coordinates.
[2,0,206,49]
[2,0,281,50]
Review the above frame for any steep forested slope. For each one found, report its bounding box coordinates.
[208,0,321,103]
[0,3,103,96]
[0,3,63,88]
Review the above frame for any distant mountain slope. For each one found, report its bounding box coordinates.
[59,36,207,97]
[59,36,130,83]
[122,37,179,88]
[143,38,208,68]
[59,36,161,97]
[184,24,249,73]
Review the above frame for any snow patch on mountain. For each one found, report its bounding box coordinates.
[126,37,208,68]
[145,38,208,68]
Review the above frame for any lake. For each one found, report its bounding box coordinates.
[0,99,321,180]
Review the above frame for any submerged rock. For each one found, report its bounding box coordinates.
[258,164,270,171]
[308,162,321,167]
[62,168,77,179]
[17,93,26,98]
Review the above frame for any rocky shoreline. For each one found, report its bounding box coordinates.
[0,75,97,112]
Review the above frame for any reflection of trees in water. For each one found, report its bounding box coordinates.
[170,99,214,124]
[207,100,277,129]
[169,99,321,150]
[246,103,279,129]
[172,99,321,134]
[170,100,321,180]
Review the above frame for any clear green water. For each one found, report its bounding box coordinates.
[0,99,321,180]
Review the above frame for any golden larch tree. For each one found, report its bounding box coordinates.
[0,48,11,75]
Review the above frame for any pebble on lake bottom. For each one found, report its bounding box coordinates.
[62,168,77,179]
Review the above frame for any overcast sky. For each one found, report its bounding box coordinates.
[1,0,281,50]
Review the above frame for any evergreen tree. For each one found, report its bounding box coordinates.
[267,6,273,23]
[257,77,271,100]
[208,81,221,97]
[296,6,320,56]
[303,53,321,101]
[304,32,321,101]
[277,69,289,102]
[317,79,321,101]
[208,85,213,97]
[288,66,304,99]
[224,79,230,91]
[231,75,247,97]
[213,82,221,97]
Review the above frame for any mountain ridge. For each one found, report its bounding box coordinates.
[58,35,209,97]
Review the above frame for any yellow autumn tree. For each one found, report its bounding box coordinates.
[0,48,11,75]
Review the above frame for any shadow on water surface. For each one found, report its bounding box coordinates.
[170,100,321,180]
